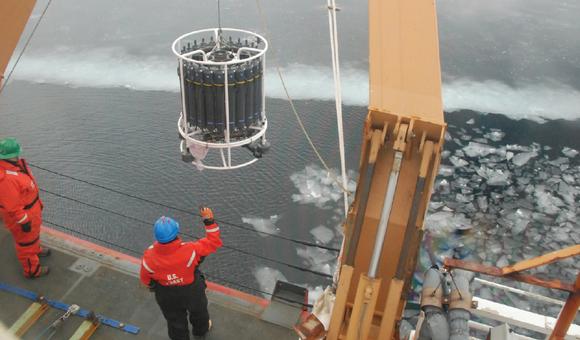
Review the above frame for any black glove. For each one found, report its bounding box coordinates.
[21,222,31,233]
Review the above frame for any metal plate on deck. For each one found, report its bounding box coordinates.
[69,257,100,276]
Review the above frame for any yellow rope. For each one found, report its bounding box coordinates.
[254,0,351,195]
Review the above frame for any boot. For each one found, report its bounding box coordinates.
[26,266,50,279]
[38,248,51,257]
[193,320,212,340]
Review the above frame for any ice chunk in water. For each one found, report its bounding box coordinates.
[449,156,469,167]
[306,285,325,306]
[296,247,336,275]
[466,118,475,125]
[310,225,334,244]
[476,196,488,212]
[463,142,496,158]
[506,144,531,152]
[242,215,280,237]
[438,165,454,177]
[504,209,532,235]
[484,129,505,142]
[254,267,287,296]
[425,211,471,234]
[290,165,352,208]
[506,151,514,161]
[562,174,575,184]
[553,229,570,242]
[511,152,538,167]
[476,166,511,186]
[430,201,444,210]
[441,150,451,159]
[496,255,509,268]
[562,147,579,158]
[534,186,565,215]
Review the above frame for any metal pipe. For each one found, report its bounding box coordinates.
[224,64,231,167]
[449,270,473,340]
[417,268,449,340]
[475,278,566,306]
[418,306,449,340]
[368,151,403,278]
[178,54,188,132]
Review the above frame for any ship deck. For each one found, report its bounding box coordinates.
[0,224,296,339]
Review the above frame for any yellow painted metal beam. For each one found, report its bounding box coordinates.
[9,301,48,337]
[369,0,444,124]
[327,265,354,340]
[0,0,36,87]
[501,245,580,275]
[69,319,100,340]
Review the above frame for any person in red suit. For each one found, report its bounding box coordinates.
[0,138,50,278]
[140,207,222,340]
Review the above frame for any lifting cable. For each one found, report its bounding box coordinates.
[40,188,333,279]
[254,0,352,197]
[43,219,313,308]
[0,0,55,95]
[29,163,339,252]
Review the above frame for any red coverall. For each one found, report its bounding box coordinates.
[0,159,44,277]
[140,221,222,340]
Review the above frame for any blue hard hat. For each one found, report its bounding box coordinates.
[154,216,179,243]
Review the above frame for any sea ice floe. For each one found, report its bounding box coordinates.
[562,147,579,158]
[424,211,472,234]
[290,165,357,208]
[296,246,336,275]
[438,165,454,177]
[511,152,538,167]
[242,215,280,237]
[484,129,505,142]
[449,156,469,167]
[423,123,579,314]
[463,142,497,158]
[254,267,288,296]
[534,186,565,215]
[310,225,335,244]
[476,166,511,186]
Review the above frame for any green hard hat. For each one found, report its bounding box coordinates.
[0,138,21,159]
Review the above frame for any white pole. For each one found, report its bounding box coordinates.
[368,152,403,278]
[261,55,266,121]
[327,0,349,217]
[179,43,188,132]
[224,64,231,168]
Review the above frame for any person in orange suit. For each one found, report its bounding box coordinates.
[140,207,222,340]
[0,138,50,278]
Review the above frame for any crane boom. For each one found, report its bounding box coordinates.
[326,0,446,338]
[0,0,36,89]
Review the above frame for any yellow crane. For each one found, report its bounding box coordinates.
[324,0,446,338]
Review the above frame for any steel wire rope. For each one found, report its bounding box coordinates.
[43,219,313,308]
[40,188,333,279]
[0,0,55,95]
[254,0,352,196]
[29,163,339,252]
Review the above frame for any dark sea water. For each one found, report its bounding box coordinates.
[1,0,579,314]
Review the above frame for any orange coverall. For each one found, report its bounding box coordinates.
[0,159,44,277]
